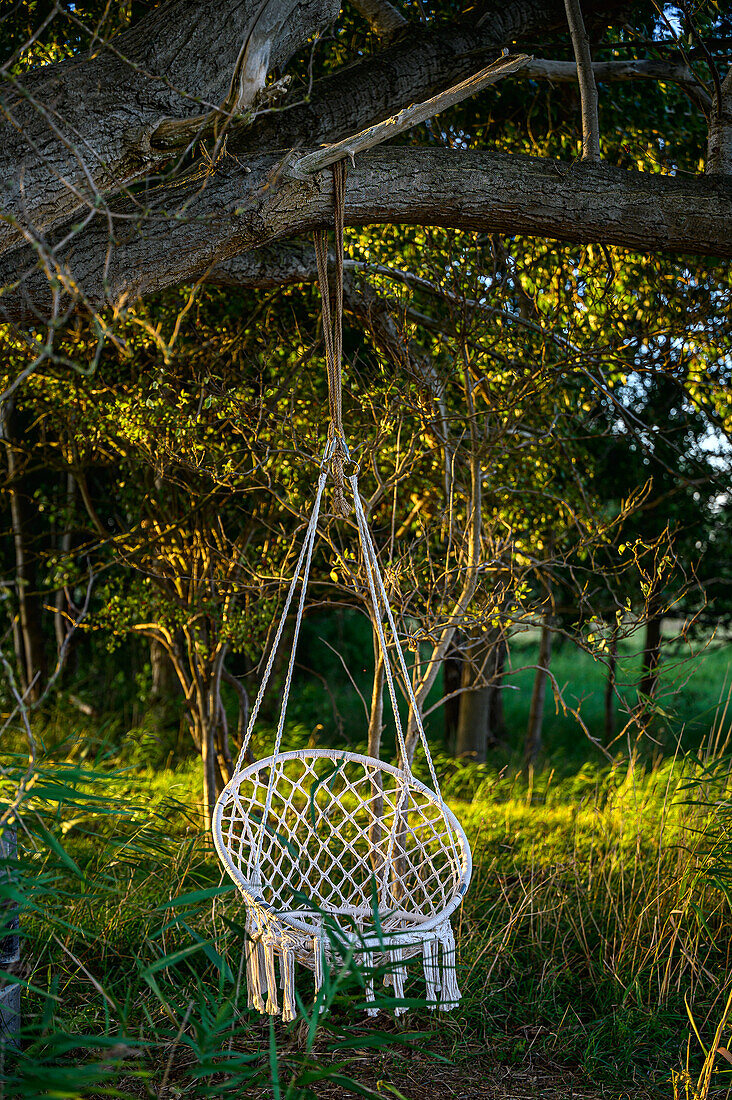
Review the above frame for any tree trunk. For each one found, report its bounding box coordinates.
[524,621,553,769]
[222,667,250,763]
[706,66,732,176]
[604,625,618,743]
[215,700,234,786]
[455,673,491,761]
[194,701,218,828]
[0,827,20,1055]
[1,403,47,701]
[454,636,488,763]
[53,471,76,664]
[150,638,180,706]
[455,631,505,762]
[639,611,663,712]
[488,635,507,745]
[443,642,462,744]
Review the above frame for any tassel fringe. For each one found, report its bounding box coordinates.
[363,948,379,1017]
[313,934,325,1003]
[438,922,461,1010]
[422,937,440,1010]
[263,940,280,1015]
[281,946,297,1022]
[243,918,460,1021]
[389,948,408,1016]
[246,939,266,1013]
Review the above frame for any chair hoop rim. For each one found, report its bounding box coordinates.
[212,748,473,938]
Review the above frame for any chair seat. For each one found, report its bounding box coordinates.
[212,749,472,939]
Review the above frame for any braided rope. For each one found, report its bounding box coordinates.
[234,454,331,775]
[350,477,442,797]
[234,452,442,796]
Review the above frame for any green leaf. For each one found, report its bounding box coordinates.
[157,882,236,909]
[33,819,84,879]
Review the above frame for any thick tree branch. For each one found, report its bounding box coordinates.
[707,64,732,176]
[233,0,623,154]
[2,147,731,325]
[289,54,531,177]
[149,0,329,150]
[0,0,339,255]
[0,0,641,269]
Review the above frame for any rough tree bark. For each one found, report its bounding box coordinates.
[707,65,732,176]
[455,629,505,762]
[1,0,729,329]
[4,148,731,325]
[455,667,492,763]
[0,0,341,256]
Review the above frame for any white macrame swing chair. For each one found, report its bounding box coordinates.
[212,162,472,1023]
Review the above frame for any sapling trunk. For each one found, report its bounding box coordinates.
[524,621,553,769]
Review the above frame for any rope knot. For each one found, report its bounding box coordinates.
[330,436,351,517]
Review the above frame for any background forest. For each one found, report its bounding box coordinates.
[1,0,731,1097]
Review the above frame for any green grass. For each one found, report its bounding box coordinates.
[291,612,732,770]
[3,633,732,1097]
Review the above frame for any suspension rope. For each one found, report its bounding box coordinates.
[234,450,332,776]
[314,160,350,517]
[232,155,443,868]
[233,453,442,795]
[351,481,410,775]
[351,475,442,798]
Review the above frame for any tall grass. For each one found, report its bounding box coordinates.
[1,753,424,1098]
[2,646,732,1096]
[441,695,732,1093]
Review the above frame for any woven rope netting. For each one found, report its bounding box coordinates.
[218,751,467,933]
[212,162,471,1021]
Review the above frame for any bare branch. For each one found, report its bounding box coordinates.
[524,58,711,110]
[563,0,601,161]
[289,53,532,177]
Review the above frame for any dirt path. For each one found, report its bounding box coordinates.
[306,1055,657,1100]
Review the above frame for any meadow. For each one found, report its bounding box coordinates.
[2,632,732,1099]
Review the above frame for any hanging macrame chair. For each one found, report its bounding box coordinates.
[212,163,472,1022]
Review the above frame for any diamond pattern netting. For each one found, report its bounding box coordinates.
[218,752,467,935]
